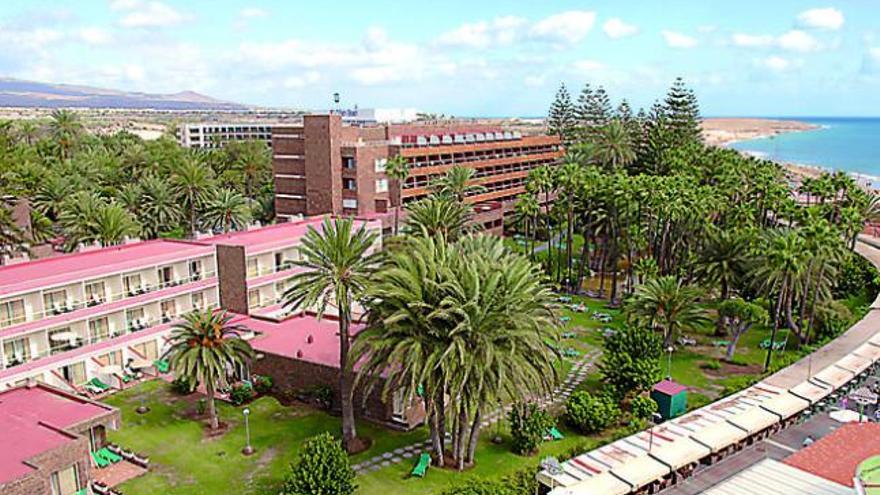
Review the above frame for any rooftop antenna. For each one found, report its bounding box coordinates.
[332,92,340,115]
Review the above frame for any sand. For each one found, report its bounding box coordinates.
[701,117,818,147]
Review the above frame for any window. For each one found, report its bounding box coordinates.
[342,156,356,169]
[160,300,177,321]
[158,266,174,287]
[49,327,76,354]
[3,337,30,365]
[189,260,203,280]
[343,178,357,191]
[375,179,389,193]
[392,389,407,421]
[43,289,68,314]
[84,281,106,305]
[100,350,122,366]
[89,317,110,341]
[247,258,259,278]
[248,289,261,309]
[374,158,387,173]
[191,291,205,310]
[132,340,159,361]
[50,464,79,495]
[0,299,25,327]
[342,198,358,210]
[127,307,146,329]
[124,274,143,295]
[61,361,87,386]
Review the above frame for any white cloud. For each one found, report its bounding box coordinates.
[529,10,596,45]
[732,33,775,48]
[797,7,845,31]
[524,75,545,87]
[778,30,821,53]
[697,25,717,34]
[661,30,698,49]
[572,59,604,73]
[78,27,112,45]
[113,1,190,28]
[756,55,802,72]
[239,7,268,19]
[436,16,526,49]
[602,18,639,39]
[283,71,320,88]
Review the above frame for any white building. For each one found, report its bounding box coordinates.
[177,122,273,148]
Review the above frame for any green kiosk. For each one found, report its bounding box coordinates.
[651,379,688,420]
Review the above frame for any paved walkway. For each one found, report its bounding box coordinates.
[352,349,602,475]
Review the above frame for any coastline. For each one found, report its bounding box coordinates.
[701,117,819,147]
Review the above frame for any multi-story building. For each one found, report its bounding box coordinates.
[177,122,274,148]
[272,114,563,233]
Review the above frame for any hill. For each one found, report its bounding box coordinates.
[0,78,248,110]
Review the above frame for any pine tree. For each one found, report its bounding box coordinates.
[547,83,577,146]
[663,77,702,146]
[575,83,593,128]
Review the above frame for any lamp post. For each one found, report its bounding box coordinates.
[666,346,674,380]
[242,408,254,456]
[648,413,664,453]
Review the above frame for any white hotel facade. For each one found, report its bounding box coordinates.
[0,217,380,391]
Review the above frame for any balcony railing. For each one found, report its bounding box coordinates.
[0,270,217,330]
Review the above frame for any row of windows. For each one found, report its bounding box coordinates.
[403,158,555,191]
[404,146,559,170]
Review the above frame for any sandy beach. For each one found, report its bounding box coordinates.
[701,117,819,147]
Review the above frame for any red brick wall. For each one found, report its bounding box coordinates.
[216,245,248,315]
[304,115,343,216]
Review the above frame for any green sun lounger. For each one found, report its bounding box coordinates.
[88,377,111,391]
[92,451,110,468]
[547,427,564,441]
[99,447,123,464]
[154,359,170,373]
[411,453,430,478]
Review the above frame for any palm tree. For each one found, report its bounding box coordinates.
[555,157,584,291]
[430,165,487,202]
[593,120,636,172]
[171,157,215,237]
[164,310,254,430]
[15,120,40,146]
[694,228,745,335]
[140,175,182,238]
[49,109,83,160]
[33,176,73,221]
[626,275,707,347]
[58,191,105,251]
[514,194,541,258]
[92,204,140,246]
[282,218,382,452]
[203,189,251,233]
[352,233,559,469]
[384,155,410,236]
[403,196,471,240]
[230,140,270,197]
[0,205,28,259]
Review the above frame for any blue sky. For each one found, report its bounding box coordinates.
[1,1,879,116]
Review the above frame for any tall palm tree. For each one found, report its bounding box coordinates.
[555,157,584,291]
[282,218,382,452]
[171,157,215,237]
[140,175,182,238]
[163,310,254,430]
[15,120,40,146]
[49,109,83,160]
[694,228,745,334]
[92,204,140,246]
[593,119,636,172]
[33,176,73,221]
[403,196,471,240]
[626,275,707,347]
[58,191,106,251]
[231,140,271,197]
[203,188,251,233]
[384,155,410,236]
[514,193,541,258]
[430,165,487,202]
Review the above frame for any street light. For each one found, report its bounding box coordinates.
[648,413,664,452]
[666,346,674,380]
[242,408,254,456]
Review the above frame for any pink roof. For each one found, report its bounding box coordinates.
[0,384,114,483]
[653,379,687,396]
[784,422,880,487]
[238,314,364,368]
[0,239,212,298]
[202,216,379,254]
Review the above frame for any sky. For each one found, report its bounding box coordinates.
[1,1,879,117]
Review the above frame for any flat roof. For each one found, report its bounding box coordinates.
[240,314,364,369]
[0,384,115,483]
[704,459,850,495]
[784,422,880,488]
[0,239,212,298]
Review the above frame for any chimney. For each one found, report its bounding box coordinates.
[215,244,249,315]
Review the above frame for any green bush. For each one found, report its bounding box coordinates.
[229,382,255,406]
[598,326,663,400]
[252,375,273,395]
[170,376,194,395]
[440,480,514,495]
[508,402,556,455]
[312,384,334,409]
[282,433,356,495]
[630,396,658,420]
[699,360,721,371]
[501,466,541,495]
[833,251,880,300]
[565,391,620,434]
[196,398,206,416]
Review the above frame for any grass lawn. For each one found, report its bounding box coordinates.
[104,380,426,495]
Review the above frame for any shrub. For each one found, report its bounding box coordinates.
[252,375,273,395]
[699,360,721,371]
[565,391,620,434]
[630,396,658,420]
[170,376,194,395]
[508,402,556,455]
[440,480,514,495]
[229,382,255,406]
[196,398,206,416]
[598,326,663,400]
[312,384,334,409]
[501,466,541,495]
[282,433,356,495]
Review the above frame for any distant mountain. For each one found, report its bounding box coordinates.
[0,78,248,110]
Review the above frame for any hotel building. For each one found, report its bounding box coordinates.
[177,122,274,149]
[272,114,563,233]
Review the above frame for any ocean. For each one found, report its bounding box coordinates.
[728,117,880,180]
